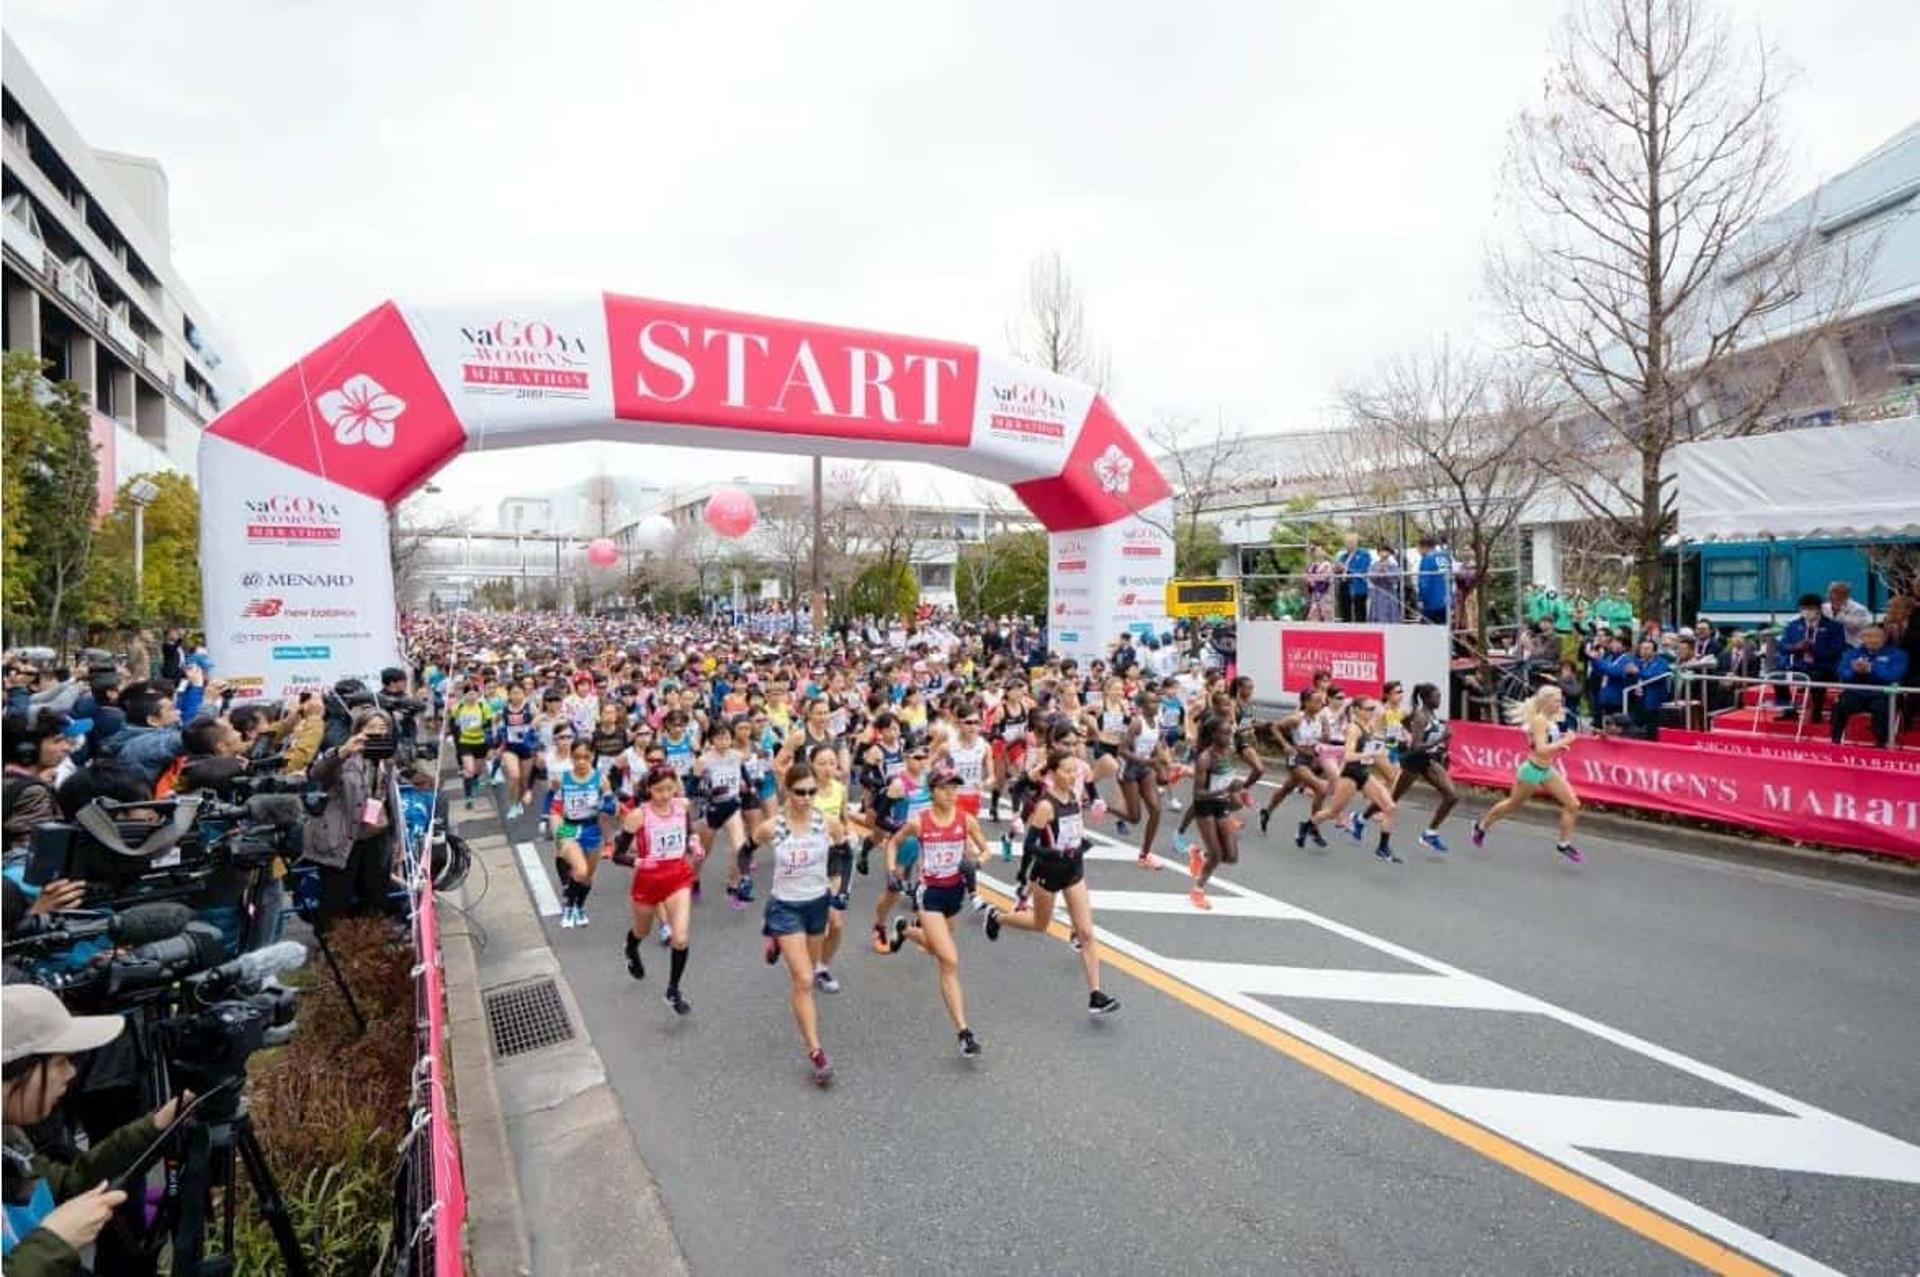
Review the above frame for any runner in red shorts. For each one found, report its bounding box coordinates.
[619,766,703,1015]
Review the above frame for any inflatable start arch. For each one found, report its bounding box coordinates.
[199,295,1173,697]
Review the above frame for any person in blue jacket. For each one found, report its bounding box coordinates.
[1415,535,1452,626]
[1829,625,1908,747]
[1335,533,1372,623]
[1623,638,1673,730]
[1773,593,1846,722]
[1590,631,1636,715]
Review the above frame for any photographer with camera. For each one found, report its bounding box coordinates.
[3,713,87,856]
[1,985,192,1276]
[307,707,399,934]
[376,668,427,767]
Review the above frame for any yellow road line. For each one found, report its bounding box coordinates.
[973,886,1774,1276]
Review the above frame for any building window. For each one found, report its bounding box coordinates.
[1704,555,1761,604]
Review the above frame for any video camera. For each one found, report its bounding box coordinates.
[21,792,302,910]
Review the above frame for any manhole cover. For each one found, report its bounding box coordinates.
[483,978,574,1059]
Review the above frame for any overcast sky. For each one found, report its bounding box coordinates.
[7,0,1914,522]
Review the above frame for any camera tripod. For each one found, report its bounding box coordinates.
[167,1078,310,1277]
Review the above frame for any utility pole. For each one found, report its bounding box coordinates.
[127,477,159,615]
[810,455,825,635]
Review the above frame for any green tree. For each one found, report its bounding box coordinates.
[956,529,1048,620]
[472,578,518,611]
[82,472,201,629]
[1174,520,1226,579]
[2,353,100,643]
[848,560,918,620]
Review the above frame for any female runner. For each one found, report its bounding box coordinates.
[807,743,852,995]
[870,742,932,952]
[1299,697,1401,864]
[749,763,849,1086]
[497,682,539,820]
[882,766,990,1058]
[1471,685,1583,862]
[618,766,700,1014]
[1258,690,1331,839]
[695,719,753,907]
[980,750,1120,1016]
[1186,716,1256,909]
[450,683,493,810]
[550,737,616,927]
[1114,693,1166,869]
[1389,682,1459,852]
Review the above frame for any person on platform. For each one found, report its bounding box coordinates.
[1334,534,1372,624]
[1824,581,1872,647]
[1415,536,1452,626]
[1774,593,1846,723]
[1829,626,1908,748]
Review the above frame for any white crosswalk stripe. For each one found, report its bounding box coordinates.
[977,824,1920,1276]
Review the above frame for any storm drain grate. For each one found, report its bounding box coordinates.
[483,978,574,1059]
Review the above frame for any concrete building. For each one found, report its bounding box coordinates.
[1,34,242,492]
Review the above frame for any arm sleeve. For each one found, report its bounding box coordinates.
[41,1115,161,1201]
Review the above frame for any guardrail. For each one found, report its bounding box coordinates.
[1678,670,1907,749]
[390,769,468,1274]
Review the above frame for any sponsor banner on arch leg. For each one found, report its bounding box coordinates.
[1448,721,1920,859]
[199,434,401,701]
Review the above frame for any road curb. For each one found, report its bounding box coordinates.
[440,789,691,1276]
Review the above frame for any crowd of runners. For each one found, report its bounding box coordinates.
[407,611,1583,1086]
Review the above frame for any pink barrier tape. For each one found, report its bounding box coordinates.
[416,882,467,1274]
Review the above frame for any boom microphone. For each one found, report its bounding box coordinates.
[108,902,197,946]
[191,941,309,998]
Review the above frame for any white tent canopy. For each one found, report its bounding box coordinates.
[1674,415,1920,542]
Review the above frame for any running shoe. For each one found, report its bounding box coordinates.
[664,988,691,1016]
[1307,823,1328,849]
[1187,840,1204,880]
[463,797,475,812]
[1294,820,1311,850]
[1070,932,1083,953]
[856,843,872,875]
[889,918,910,954]
[1088,990,1120,1016]
[727,884,748,913]
[871,924,890,954]
[559,906,577,930]
[1555,842,1585,864]
[958,1028,982,1059]
[1420,830,1450,854]
[809,1049,834,1087]
[506,802,523,820]
[763,935,780,965]
[1136,850,1161,871]
[1189,886,1212,911]
[625,933,645,980]
[1470,820,1487,849]
[999,832,1014,862]
[575,906,590,927]
[658,921,673,945]
[1166,796,1183,811]
[1346,812,1366,842]
[537,817,549,836]
[983,907,1003,941]
[1115,819,1131,836]
[1374,844,1403,864]
[736,878,754,903]
[1258,808,1272,835]
[814,968,841,994]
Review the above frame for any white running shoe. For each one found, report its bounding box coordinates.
[559,907,577,930]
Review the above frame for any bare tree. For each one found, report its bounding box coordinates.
[1493,0,1859,622]
[1008,249,1111,390]
[1340,344,1551,681]
[754,490,817,609]
[1146,412,1253,572]
[581,472,623,538]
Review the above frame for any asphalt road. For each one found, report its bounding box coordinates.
[482,783,1920,1275]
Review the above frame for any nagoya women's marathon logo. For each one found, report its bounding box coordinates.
[458,318,592,399]
[244,495,344,546]
[987,380,1071,441]
[1094,444,1134,495]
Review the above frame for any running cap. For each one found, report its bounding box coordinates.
[928,766,962,788]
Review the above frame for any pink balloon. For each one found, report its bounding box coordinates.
[586,537,620,568]
[703,486,758,539]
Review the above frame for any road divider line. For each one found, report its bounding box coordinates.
[512,839,562,917]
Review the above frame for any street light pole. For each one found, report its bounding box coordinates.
[126,477,159,616]
[811,456,825,634]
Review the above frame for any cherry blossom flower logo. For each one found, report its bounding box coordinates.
[317,374,406,449]
[1093,443,1133,495]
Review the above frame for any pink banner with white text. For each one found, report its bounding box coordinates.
[1447,721,1920,859]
